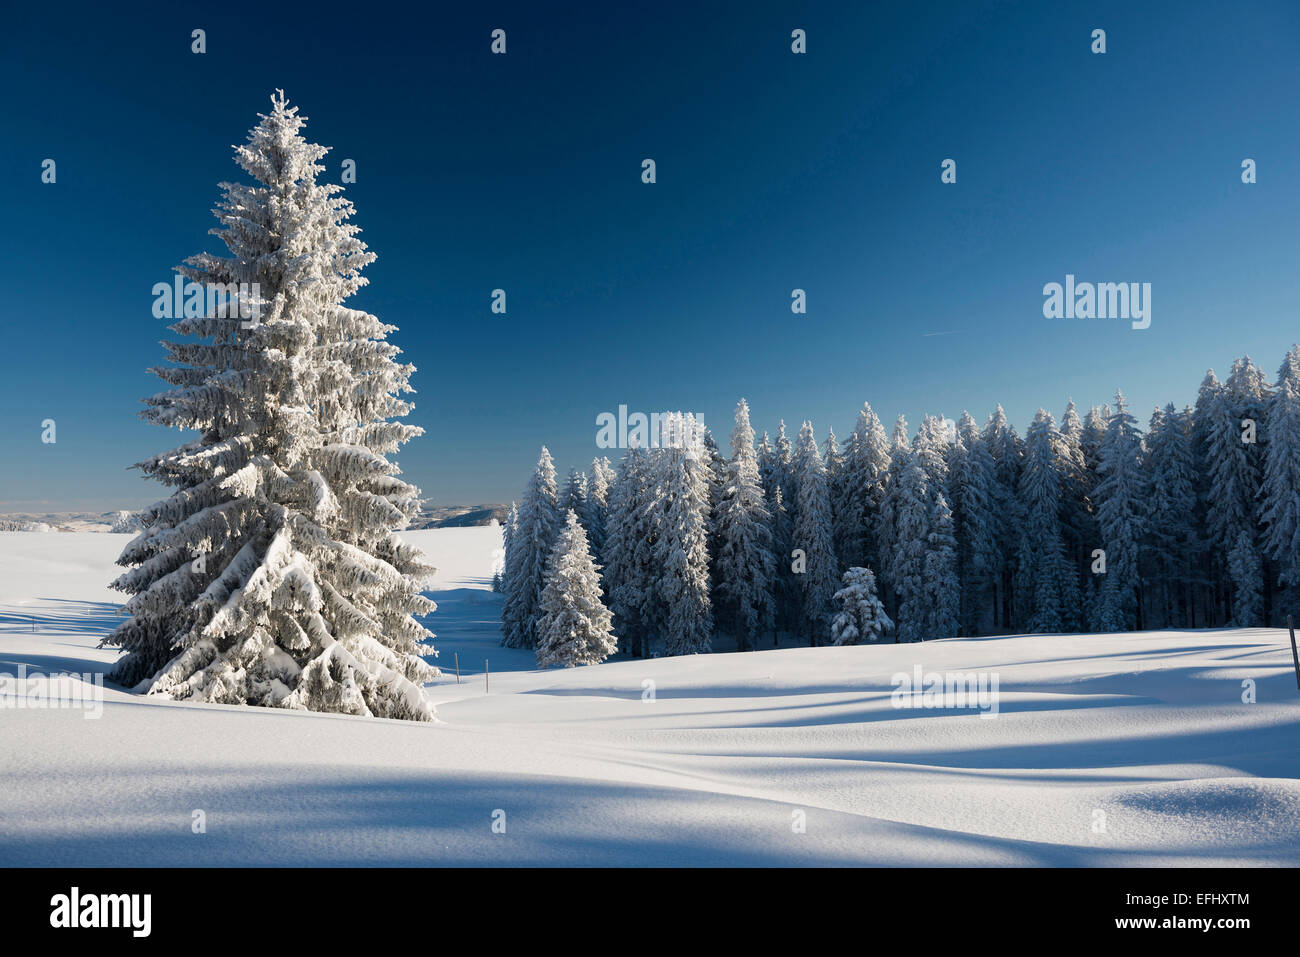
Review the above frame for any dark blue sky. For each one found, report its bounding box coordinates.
[2,0,1298,511]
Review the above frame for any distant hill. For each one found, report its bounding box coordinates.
[410,504,509,529]
[0,506,508,532]
[0,510,137,533]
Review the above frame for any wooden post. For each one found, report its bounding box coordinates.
[1289,616,1300,692]
[485,659,490,693]
[454,652,460,684]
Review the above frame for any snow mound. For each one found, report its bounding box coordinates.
[1110,778,1300,846]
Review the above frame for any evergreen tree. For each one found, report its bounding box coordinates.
[823,426,846,566]
[913,414,951,487]
[713,399,776,651]
[700,426,727,597]
[603,446,658,657]
[562,468,589,518]
[982,405,1024,631]
[495,502,519,595]
[793,421,839,644]
[952,412,1000,635]
[1229,356,1271,621]
[1192,370,1228,625]
[1226,529,1264,627]
[501,447,561,648]
[1142,404,1198,627]
[912,414,961,637]
[773,420,797,529]
[582,456,615,568]
[1203,362,1265,625]
[1093,392,1147,631]
[883,444,959,643]
[1260,346,1300,598]
[769,484,797,640]
[836,403,891,571]
[923,480,962,641]
[873,414,911,604]
[1058,399,1093,630]
[888,454,929,642]
[535,510,618,667]
[1016,410,1076,633]
[701,427,728,503]
[830,567,894,645]
[757,431,777,503]
[652,413,714,655]
[1083,404,1111,475]
[105,93,439,720]
[561,468,587,512]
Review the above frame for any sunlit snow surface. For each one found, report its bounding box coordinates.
[1,529,1297,866]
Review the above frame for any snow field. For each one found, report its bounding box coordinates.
[1,528,1297,866]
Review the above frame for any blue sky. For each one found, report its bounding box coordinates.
[2,0,1298,511]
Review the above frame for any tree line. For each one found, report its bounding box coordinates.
[499,347,1300,661]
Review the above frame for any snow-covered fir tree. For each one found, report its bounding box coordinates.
[915,418,962,638]
[603,446,659,657]
[1142,404,1198,627]
[923,483,962,640]
[562,468,589,518]
[773,420,797,526]
[1260,345,1300,598]
[1057,399,1095,629]
[1093,391,1148,631]
[1015,409,1078,633]
[582,455,615,568]
[498,502,519,597]
[769,483,797,640]
[823,427,843,488]
[830,566,894,645]
[535,510,618,668]
[1228,356,1270,621]
[913,414,951,487]
[950,412,1000,635]
[793,421,839,644]
[823,426,847,566]
[882,440,960,643]
[842,403,892,571]
[886,453,929,642]
[651,413,714,655]
[1226,528,1264,626]
[1202,363,1265,625]
[873,413,911,602]
[982,405,1024,631]
[701,426,728,511]
[1191,370,1229,624]
[501,447,561,648]
[104,92,440,720]
[712,399,776,651]
[757,430,777,503]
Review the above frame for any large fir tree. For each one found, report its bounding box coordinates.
[105,93,439,720]
[536,511,618,668]
[712,400,776,650]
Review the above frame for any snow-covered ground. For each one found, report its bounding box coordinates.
[1,528,1297,866]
